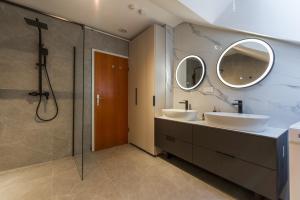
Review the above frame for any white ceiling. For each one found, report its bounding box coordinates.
[177,0,232,24]
[150,0,208,25]
[156,0,300,43]
[8,0,300,42]
[9,0,184,39]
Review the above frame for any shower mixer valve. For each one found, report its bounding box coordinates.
[40,47,48,55]
[28,91,50,99]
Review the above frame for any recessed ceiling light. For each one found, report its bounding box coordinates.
[128,4,135,10]
[118,28,128,34]
[138,9,144,15]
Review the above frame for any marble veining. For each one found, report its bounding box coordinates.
[173,23,300,129]
[165,25,174,108]
[188,24,223,49]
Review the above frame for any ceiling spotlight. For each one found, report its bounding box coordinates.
[138,9,144,15]
[128,4,135,10]
[118,28,128,34]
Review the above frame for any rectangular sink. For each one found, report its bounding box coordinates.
[205,112,270,132]
[162,109,198,121]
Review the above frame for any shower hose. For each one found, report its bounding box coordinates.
[35,59,59,122]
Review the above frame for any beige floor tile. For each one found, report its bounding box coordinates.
[0,144,254,200]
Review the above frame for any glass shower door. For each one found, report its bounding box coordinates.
[73,29,85,180]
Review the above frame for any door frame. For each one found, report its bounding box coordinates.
[91,48,129,151]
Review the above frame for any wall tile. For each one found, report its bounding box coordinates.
[0,3,82,171]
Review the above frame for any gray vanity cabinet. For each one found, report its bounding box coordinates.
[193,125,278,169]
[155,118,288,200]
[193,145,277,199]
[155,119,193,162]
[193,126,288,200]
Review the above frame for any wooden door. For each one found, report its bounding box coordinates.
[94,51,128,151]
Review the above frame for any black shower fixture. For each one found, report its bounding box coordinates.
[25,17,58,122]
[24,17,48,29]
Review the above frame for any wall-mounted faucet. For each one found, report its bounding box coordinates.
[232,100,243,113]
[179,100,189,111]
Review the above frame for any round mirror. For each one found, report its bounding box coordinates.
[176,55,206,90]
[217,39,274,88]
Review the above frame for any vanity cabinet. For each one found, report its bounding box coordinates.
[193,125,278,170]
[155,119,193,162]
[155,118,288,200]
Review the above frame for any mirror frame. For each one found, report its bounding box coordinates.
[216,38,274,88]
[176,55,206,90]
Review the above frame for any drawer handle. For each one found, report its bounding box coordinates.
[216,151,235,159]
[165,135,175,142]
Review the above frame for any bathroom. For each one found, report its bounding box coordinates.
[0,0,300,199]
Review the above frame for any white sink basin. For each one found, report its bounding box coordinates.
[204,112,270,132]
[162,109,198,121]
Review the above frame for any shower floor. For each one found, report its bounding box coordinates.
[0,144,253,200]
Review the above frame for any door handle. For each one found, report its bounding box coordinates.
[96,94,100,106]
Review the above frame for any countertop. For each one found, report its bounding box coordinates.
[155,116,287,139]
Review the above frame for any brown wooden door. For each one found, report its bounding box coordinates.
[94,51,128,151]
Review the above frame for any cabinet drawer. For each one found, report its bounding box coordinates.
[156,133,192,162]
[193,125,277,169]
[193,146,277,200]
[155,118,193,143]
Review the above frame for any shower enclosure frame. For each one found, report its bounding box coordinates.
[1,0,128,180]
[0,0,86,179]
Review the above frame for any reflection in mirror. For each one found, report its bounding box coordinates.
[176,55,205,90]
[217,39,274,88]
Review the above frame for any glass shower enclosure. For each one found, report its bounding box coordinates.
[0,1,85,179]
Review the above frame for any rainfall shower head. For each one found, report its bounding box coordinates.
[24,17,48,30]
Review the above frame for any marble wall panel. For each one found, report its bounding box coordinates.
[173,23,300,129]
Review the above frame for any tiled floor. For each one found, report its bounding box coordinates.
[0,144,253,200]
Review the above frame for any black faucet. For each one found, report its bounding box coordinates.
[179,100,189,111]
[232,100,243,113]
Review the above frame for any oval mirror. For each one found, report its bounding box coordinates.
[217,39,274,88]
[176,55,206,90]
